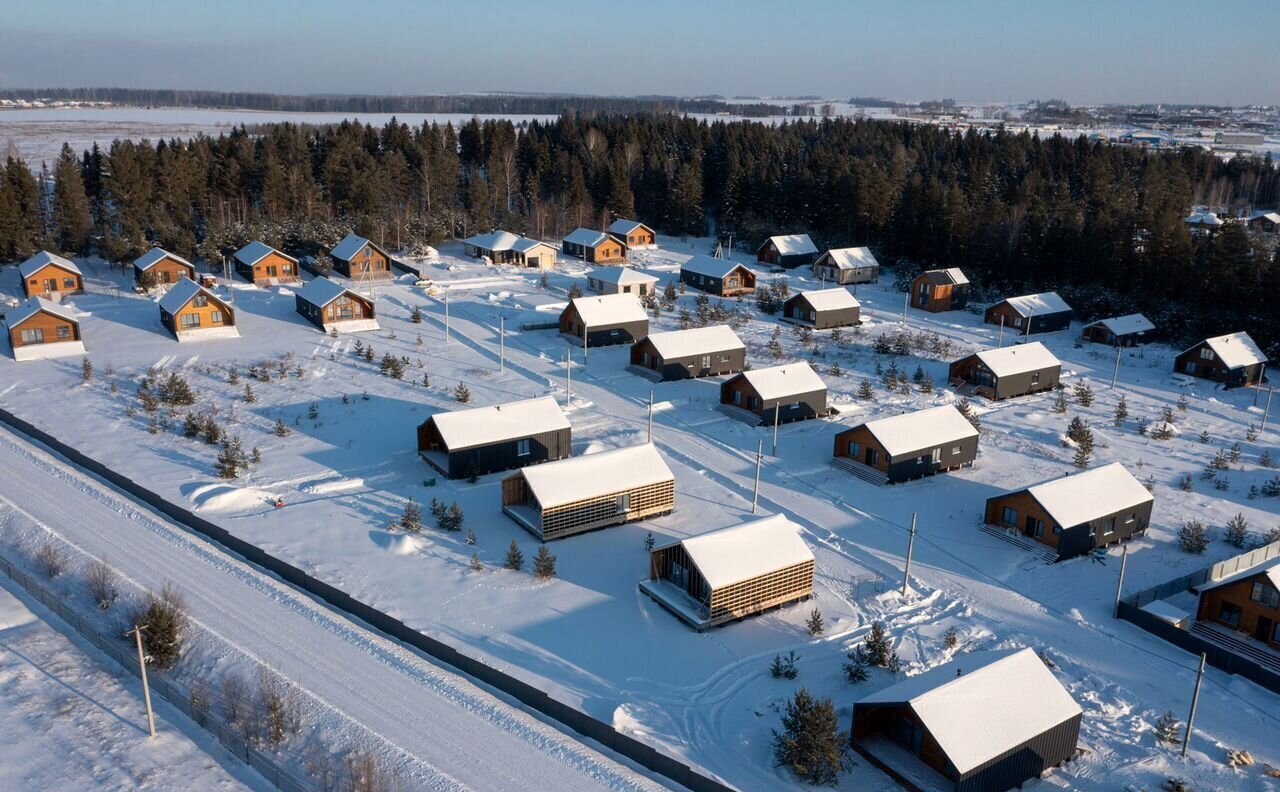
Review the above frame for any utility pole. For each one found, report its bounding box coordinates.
[997,315,1005,348]
[1111,345,1122,389]
[772,404,780,455]
[752,439,763,514]
[444,295,451,343]
[648,388,654,443]
[1255,364,1267,407]
[1025,310,1033,339]
[583,322,588,362]
[130,625,157,738]
[499,316,505,372]
[902,513,917,596]
[1112,544,1128,618]
[565,349,571,408]
[902,292,908,326]
[1262,386,1274,432]
[1181,652,1207,758]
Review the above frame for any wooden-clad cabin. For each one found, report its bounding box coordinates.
[6,298,85,361]
[587,266,658,297]
[756,234,819,269]
[501,444,675,541]
[1247,210,1280,234]
[417,396,571,480]
[1174,332,1267,388]
[463,231,557,269]
[133,248,196,291]
[641,514,814,630]
[562,228,627,263]
[782,288,860,329]
[233,241,300,286]
[948,342,1061,400]
[158,278,238,341]
[329,233,394,280]
[1081,314,1154,347]
[811,247,879,284]
[984,292,1073,334]
[679,255,756,297]
[833,405,979,485]
[1195,561,1280,650]
[559,294,649,347]
[19,251,83,299]
[630,325,746,381]
[984,462,1153,559]
[720,363,829,425]
[852,648,1082,792]
[295,277,378,333]
[911,268,969,312]
[607,219,656,249]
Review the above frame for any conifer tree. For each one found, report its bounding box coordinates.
[533,546,557,579]
[400,498,423,532]
[504,540,524,571]
[771,688,843,786]
[806,608,824,636]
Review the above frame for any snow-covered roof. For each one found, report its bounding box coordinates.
[761,234,818,256]
[564,228,614,248]
[18,251,82,279]
[517,444,673,510]
[674,514,813,590]
[1185,332,1267,369]
[589,266,658,286]
[920,267,969,286]
[1200,560,1280,595]
[6,297,78,328]
[1249,210,1280,224]
[794,288,859,312]
[234,241,296,266]
[1001,292,1072,317]
[858,405,979,457]
[818,247,878,269]
[567,294,648,326]
[681,254,748,280]
[464,231,523,252]
[329,233,376,262]
[1184,210,1224,227]
[1140,599,1191,626]
[733,363,826,401]
[1022,463,1153,529]
[510,237,551,254]
[426,396,570,451]
[857,648,1081,775]
[642,325,745,360]
[971,342,1061,378]
[134,247,193,272]
[1085,313,1154,336]
[608,219,652,236]
[297,276,359,309]
[159,278,224,314]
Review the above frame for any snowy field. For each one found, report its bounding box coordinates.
[1,238,1279,791]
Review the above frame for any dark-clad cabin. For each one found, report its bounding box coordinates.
[949,342,1061,401]
[329,233,393,280]
[1195,561,1280,651]
[501,444,675,541]
[852,648,1082,792]
[911,268,969,312]
[562,228,626,263]
[19,251,84,299]
[680,255,756,296]
[607,219,656,249]
[587,266,658,297]
[233,241,300,286]
[1174,332,1267,388]
[782,288,860,329]
[720,363,828,425]
[559,294,648,347]
[984,292,1073,334]
[417,396,571,480]
[1082,313,1154,347]
[833,405,979,485]
[984,462,1153,559]
[756,234,818,269]
[158,278,238,341]
[463,231,556,269]
[811,247,879,284]
[295,277,378,333]
[630,325,746,381]
[6,298,84,361]
[641,514,814,630]
[133,247,196,290]
[1247,210,1280,234]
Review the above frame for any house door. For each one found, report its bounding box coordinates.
[1024,515,1038,538]
[1257,616,1274,643]
[1183,360,1196,375]
[44,278,57,292]
[864,448,879,466]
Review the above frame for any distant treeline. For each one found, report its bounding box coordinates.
[0,87,785,117]
[0,113,1277,350]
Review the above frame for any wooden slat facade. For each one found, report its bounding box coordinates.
[504,475,675,541]
[648,543,814,628]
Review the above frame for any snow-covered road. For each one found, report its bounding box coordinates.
[0,424,666,792]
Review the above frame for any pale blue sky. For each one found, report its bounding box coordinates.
[1,0,1275,104]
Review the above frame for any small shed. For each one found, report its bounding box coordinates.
[833,405,979,484]
[607,219,657,249]
[1174,332,1267,388]
[720,363,828,425]
[559,294,649,347]
[5,298,84,361]
[782,288,860,329]
[852,648,1082,792]
[233,241,300,285]
[19,251,83,299]
[133,248,195,290]
[158,278,238,342]
[948,342,1061,400]
[1081,314,1154,347]
[641,514,814,630]
[984,292,1073,334]
[679,255,756,296]
[911,268,969,312]
[811,247,879,284]
[630,325,746,381]
[587,266,658,297]
[417,396,571,480]
[1194,561,1280,649]
[463,231,557,269]
[984,462,1153,558]
[562,228,626,263]
[295,277,378,333]
[501,444,675,541]
[329,233,394,280]
[1184,210,1224,237]
[757,234,819,268]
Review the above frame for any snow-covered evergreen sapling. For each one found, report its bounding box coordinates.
[771,688,843,786]
[842,651,869,683]
[469,552,483,571]
[410,305,423,323]
[806,608,824,636]
[274,418,290,437]
[81,357,93,381]
[465,528,477,545]
[1052,389,1068,414]
[1224,513,1249,548]
[1154,710,1182,745]
[504,540,524,571]
[455,383,471,403]
[1177,520,1210,554]
[400,498,423,532]
[533,546,557,579]
[243,383,256,403]
[944,625,958,650]
[770,650,800,680]
[644,531,655,551]
[1113,395,1128,428]
[857,379,874,400]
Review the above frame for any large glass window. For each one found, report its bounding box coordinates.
[1219,602,1242,626]
[1001,507,1017,527]
[1251,582,1279,610]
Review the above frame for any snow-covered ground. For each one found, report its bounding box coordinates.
[1,238,1278,791]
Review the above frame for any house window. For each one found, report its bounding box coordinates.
[180,313,201,329]
[1052,525,1062,535]
[1013,316,1023,327]
[193,294,208,308]
[210,310,223,325]
[63,277,76,289]
[1001,507,1017,527]
[617,493,631,513]
[1031,372,1041,384]
[733,390,742,405]
[719,354,731,363]
[1219,602,1242,627]
[1124,513,1136,525]
[55,325,71,339]
[847,441,860,458]
[1034,521,1045,538]
[1103,517,1116,535]
[931,448,941,464]
[1200,347,1214,361]
[951,446,962,455]
[20,328,44,344]
[516,439,531,457]
[701,355,710,369]
[1251,582,1280,610]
